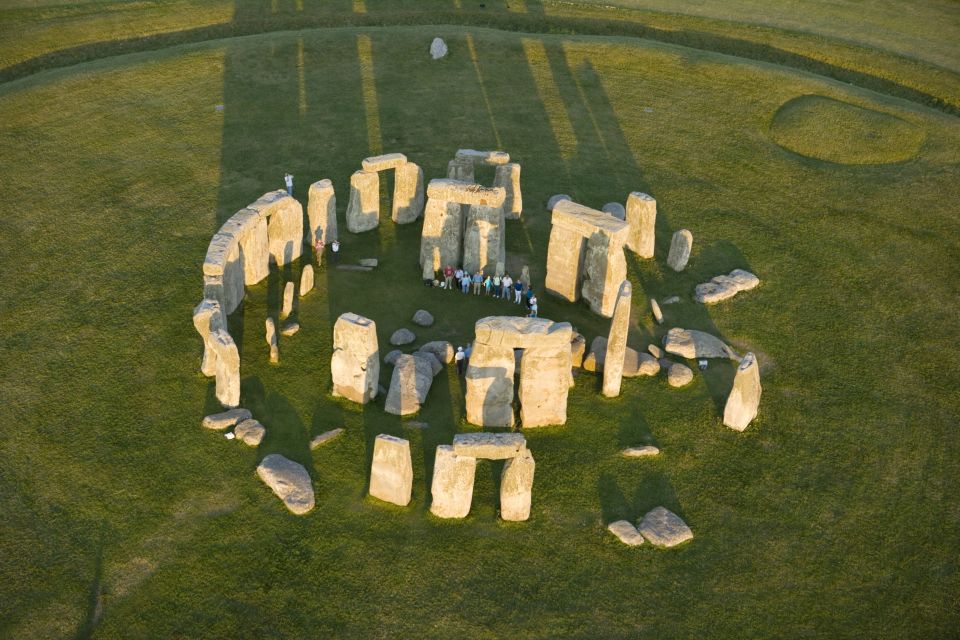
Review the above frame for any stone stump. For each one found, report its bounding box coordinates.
[430,445,477,518]
[723,352,761,431]
[300,264,314,296]
[602,280,632,397]
[330,312,379,404]
[307,179,337,244]
[346,170,380,233]
[667,229,693,271]
[500,450,535,521]
[369,434,413,506]
[281,282,295,319]
[625,191,656,258]
[265,317,279,364]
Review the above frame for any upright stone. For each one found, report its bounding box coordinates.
[494,162,523,219]
[300,264,314,296]
[212,329,240,408]
[369,434,413,506]
[544,225,585,302]
[429,445,477,518]
[192,298,224,377]
[465,343,516,428]
[419,197,464,271]
[625,191,656,258]
[330,312,379,404]
[307,179,337,244]
[392,161,425,224]
[239,214,269,284]
[519,345,572,427]
[462,203,502,275]
[500,450,535,521]
[266,194,304,266]
[265,317,279,364]
[346,170,380,233]
[582,232,627,317]
[385,354,435,416]
[602,202,626,220]
[667,229,693,271]
[281,282,295,319]
[723,353,762,431]
[446,157,474,183]
[520,265,530,290]
[602,280,632,397]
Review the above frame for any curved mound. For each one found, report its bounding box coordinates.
[769,95,924,164]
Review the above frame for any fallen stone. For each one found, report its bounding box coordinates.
[256,454,314,515]
[281,322,300,337]
[651,298,663,324]
[369,434,413,506]
[265,317,279,364]
[281,282,295,320]
[608,520,645,546]
[419,340,455,364]
[638,506,693,548]
[430,37,448,59]
[234,418,265,446]
[622,445,660,457]
[390,328,416,346]
[336,264,374,272]
[309,428,344,449]
[384,349,403,365]
[202,408,251,430]
[648,344,663,358]
[300,264,314,296]
[662,296,681,305]
[547,194,571,210]
[500,449,535,521]
[358,258,379,268]
[667,229,693,272]
[602,202,626,220]
[413,350,443,376]
[723,352,762,431]
[570,333,587,368]
[583,336,607,372]
[430,445,477,518]
[412,309,434,327]
[385,354,436,415]
[623,349,660,377]
[663,328,738,360]
[405,420,429,429]
[694,269,760,304]
[667,363,694,387]
[452,432,526,460]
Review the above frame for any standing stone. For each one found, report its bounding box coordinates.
[582,232,628,317]
[625,191,656,258]
[346,170,380,233]
[519,344,572,427]
[193,298,224,377]
[446,157,474,183]
[570,333,586,368]
[281,282,295,320]
[385,354,435,416]
[602,202,626,220]
[266,194,304,267]
[265,317,279,364]
[239,215,270,285]
[602,280,632,397]
[723,353,761,431]
[210,329,240,408]
[520,265,531,291]
[256,454,314,515]
[369,434,413,506]
[430,37,448,59]
[393,162,424,224]
[420,197,464,271]
[429,445,477,518]
[651,298,663,324]
[307,179,337,244]
[667,229,693,271]
[500,450,535,521]
[494,162,522,220]
[462,203,503,275]
[300,265,314,297]
[330,312,379,404]
[465,344,516,428]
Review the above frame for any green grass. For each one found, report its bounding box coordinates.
[0,11,959,640]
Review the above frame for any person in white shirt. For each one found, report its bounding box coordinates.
[501,274,513,299]
[455,346,465,376]
[284,173,294,196]
[331,239,340,263]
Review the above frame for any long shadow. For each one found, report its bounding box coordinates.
[72,525,105,640]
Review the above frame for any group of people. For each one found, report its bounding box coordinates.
[429,265,538,318]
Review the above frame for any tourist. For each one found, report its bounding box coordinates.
[528,296,539,318]
[525,287,535,308]
[331,239,340,263]
[501,273,513,299]
[483,274,492,295]
[472,271,482,295]
[460,273,471,294]
[492,273,501,297]
[443,265,454,290]
[284,173,294,197]
[454,267,464,288]
[314,238,325,267]
[514,278,523,303]
[464,342,472,366]
[455,346,465,376]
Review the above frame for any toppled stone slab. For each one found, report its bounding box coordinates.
[663,328,738,360]
[419,340,454,364]
[667,229,693,272]
[455,149,510,165]
[390,328,416,346]
[337,264,374,272]
[362,152,407,172]
[256,454,314,515]
[412,310,434,327]
[385,354,435,415]
[623,349,660,377]
[202,408,252,430]
[405,420,429,429]
[413,350,443,376]
[234,418,265,446]
[430,444,477,518]
[281,322,300,337]
[695,269,760,304]
[384,349,403,365]
[724,352,762,431]
[638,506,693,548]
[310,428,344,449]
[622,445,660,457]
[452,432,526,460]
[430,37,448,59]
[648,344,663,359]
[668,363,694,387]
[358,258,379,268]
[426,179,505,207]
[651,298,663,324]
[662,296,681,305]
[608,520,645,546]
[369,434,413,506]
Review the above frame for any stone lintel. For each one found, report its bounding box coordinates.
[426,179,505,207]
[362,152,408,172]
[455,149,510,165]
[552,200,629,244]
[452,432,526,460]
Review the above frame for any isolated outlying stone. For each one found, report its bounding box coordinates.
[256,454,314,515]
[663,328,738,360]
[622,445,660,457]
[369,434,413,506]
[695,269,759,304]
[412,309,434,327]
[638,506,693,548]
[234,418,265,446]
[430,37,448,59]
[608,520,645,546]
[723,352,761,431]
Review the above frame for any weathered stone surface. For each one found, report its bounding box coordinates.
[419,341,455,364]
[651,298,663,324]
[519,344,572,427]
[359,258,379,268]
[667,229,693,271]
[622,445,660,457]
[265,317,279,364]
[369,434,413,506]
[202,408,251,430]
[544,226,584,302]
[667,363,694,387]
[426,179,505,207]
[385,354,435,416]
[582,233,628,317]
[452,432,526,460]
[212,329,240,408]
[547,194,571,210]
[494,162,523,219]
[570,333,587,368]
[256,454,314,515]
[390,328,416,346]
[456,149,510,165]
[695,269,760,304]
[648,344,663,359]
[239,214,270,285]
[234,418,265,446]
[193,298,224,377]
[724,353,761,431]
[391,161,424,224]
[420,196,464,271]
[300,265,314,297]
[625,191,656,258]
[310,428,344,449]
[603,280,632,397]
[261,193,304,267]
[638,506,693,548]
[465,344,516,427]
[608,520,645,546]
[663,328,739,360]
[281,322,300,337]
[384,349,403,365]
[413,350,443,376]
[500,449,535,521]
[423,262,435,282]
[430,445,477,519]
[405,420,429,429]
[362,152,407,172]
[446,157,475,183]
[307,179,337,244]
[463,203,503,275]
[430,37,448,59]
[662,296,681,305]
[623,349,660,377]
[583,336,607,372]
[281,282,295,320]
[336,264,373,272]
[331,312,379,404]
[412,309,434,327]
[602,202,626,220]
[474,316,573,350]
[345,170,380,233]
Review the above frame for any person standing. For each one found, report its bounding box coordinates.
[461,273,471,294]
[314,238,325,267]
[331,239,340,263]
[514,278,523,303]
[501,273,512,299]
[284,173,294,197]
[443,265,454,290]
[492,273,501,297]
[472,271,482,295]
[455,346,465,376]
[528,295,539,318]
[483,274,492,296]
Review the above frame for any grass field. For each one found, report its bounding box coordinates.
[1,2,959,639]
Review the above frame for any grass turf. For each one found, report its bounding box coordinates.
[0,15,959,640]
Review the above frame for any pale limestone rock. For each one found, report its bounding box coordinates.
[419,196,464,271]
[473,316,573,350]
[519,344,572,427]
[212,329,240,408]
[494,162,522,219]
[622,445,660,457]
[463,203,503,274]
[234,418,265,446]
[331,312,379,404]
[429,445,477,518]
[602,202,626,220]
[345,170,380,233]
[300,265,314,297]
[412,310,434,327]
[695,269,760,304]
[385,354,435,416]
[608,520,645,546]
[193,298,224,377]
[257,454,314,515]
[361,152,407,172]
[547,194,571,210]
[570,333,587,368]
[648,344,663,359]
[369,434,413,506]
[455,149,510,165]
[623,349,660,377]
[239,214,269,285]
[625,191,656,258]
[465,344,515,427]
[384,349,403,365]
[583,336,607,372]
[264,193,304,267]
[663,328,738,360]
[667,229,693,271]
[638,506,693,548]
[582,232,628,317]
[651,298,663,324]
[281,322,299,337]
[265,317,279,364]
[392,161,424,224]
[446,157,474,183]
[310,428,344,449]
[307,179,337,244]
[280,282,295,320]
[724,352,761,431]
[430,37,448,59]
[420,341,455,364]
[500,449,535,521]
[427,179,504,207]
[390,328,416,346]
[359,258,379,268]
[202,408,251,430]
[667,363,694,387]
[452,432,526,460]
[603,281,632,397]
